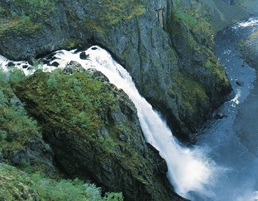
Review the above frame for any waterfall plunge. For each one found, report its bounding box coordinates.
[0,46,216,199]
[53,46,215,198]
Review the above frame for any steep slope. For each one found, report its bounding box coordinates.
[0,0,241,141]
[11,65,187,201]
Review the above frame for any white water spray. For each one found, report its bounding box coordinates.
[53,46,215,198]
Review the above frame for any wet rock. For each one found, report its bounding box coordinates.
[235,80,244,87]
[51,61,59,67]
[27,56,36,66]
[213,112,227,119]
[7,62,15,67]
[79,52,89,60]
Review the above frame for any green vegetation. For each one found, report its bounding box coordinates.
[172,0,215,47]
[171,0,229,90]
[172,71,209,113]
[0,163,123,201]
[84,0,145,30]
[10,67,153,196]
[0,68,38,152]
[0,68,124,200]
[0,0,57,35]
[11,69,119,151]
[173,0,197,28]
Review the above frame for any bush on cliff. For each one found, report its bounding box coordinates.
[0,163,123,201]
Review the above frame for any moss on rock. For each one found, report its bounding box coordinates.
[11,67,186,201]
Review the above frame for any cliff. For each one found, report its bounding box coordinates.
[1,0,258,200]
[11,64,186,201]
[0,0,257,141]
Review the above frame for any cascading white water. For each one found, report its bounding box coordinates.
[2,16,258,200]
[0,46,215,199]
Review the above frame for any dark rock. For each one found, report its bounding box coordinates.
[45,52,58,61]
[79,51,89,60]
[51,61,59,67]
[7,62,15,67]
[11,149,28,165]
[39,52,58,65]
[213,112,227,119]
[22,65,28,69]
[235,80,244,86]
[0,82,58,177]
[3,134,57,177]
[27,56,36,66]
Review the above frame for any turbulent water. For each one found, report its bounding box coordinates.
[1,17,258,201]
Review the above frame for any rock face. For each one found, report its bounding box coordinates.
[11,65,187,201]
[0,0,249,142]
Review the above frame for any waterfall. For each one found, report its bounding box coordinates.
[54,46,216,198]
[0,46,215,199]
[2,15,258,199]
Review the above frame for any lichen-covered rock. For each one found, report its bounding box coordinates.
[11,69,187,201]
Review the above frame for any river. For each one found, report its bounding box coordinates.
[191,17,258,201]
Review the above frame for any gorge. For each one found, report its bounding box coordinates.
[1,0,258,201]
